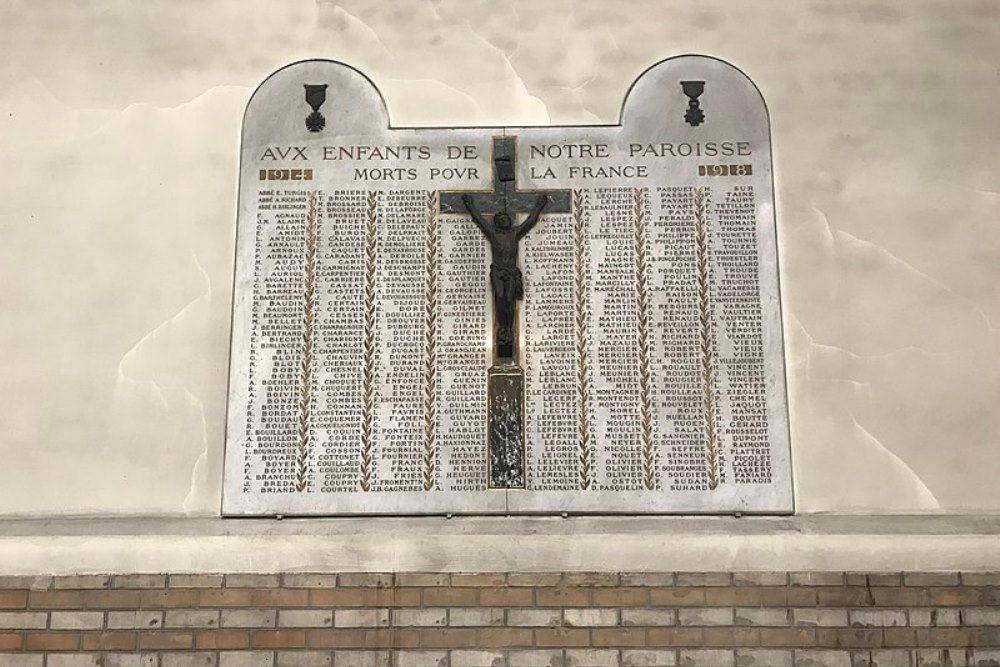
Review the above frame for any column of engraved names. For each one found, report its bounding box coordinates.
[241,189,263,494]
[522,212,577,490]
[715,185,770,485]
[437,219,489,491]
[654,187,713,491]
[247,189,308,494]
[312,190,366,494]
[371,190,426,492]
[590,188,645,490]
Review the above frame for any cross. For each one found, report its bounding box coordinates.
[439,136,571,488]
[439,136,571,362]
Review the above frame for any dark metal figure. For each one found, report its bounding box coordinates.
[461,193,548,357]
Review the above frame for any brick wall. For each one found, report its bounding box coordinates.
[1,572,998,667]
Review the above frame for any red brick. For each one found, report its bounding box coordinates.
[81,631,137,651]
[391,628,421,648]
[536,587,591,607]
[753,588,791,607]
[869,587,927,607]
[251,629,307,648]
[310,588,418,607]
[196,629,251,649]
[0,632,23,650]
[310,588,366,607]
[138,631,195,650]
[929,587,982,606]
[139,589,201,608]
[703,587,762,606]
[359,628,398,649]
[787,588,819,607]
[307,628,407,649]
[421,587,478,606]
[476,627,533,647]
[376,588,420,606]
[647,627,704,647]
[0,591,28,609]
[591,627,647,647]
[28,590,81,609]
[979,587,1000,605]
[252,589,310,607]
[200,588,254,607]
[816,628,882,648]
[417,627,479,648]
[703,627,760,647]
[534,627,590,647]
[593,588,649,607]
[649,588,705,607]
[478,587,533,606]
[82,589,142,609]
[306,628,367,649]
[915,628,976,647]
[972,627,1000,646]
[758,627,816,647]
[24,631,81,651]
[816,588,872,607]
[882,627,918,648]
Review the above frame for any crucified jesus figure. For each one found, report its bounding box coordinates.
[462,193,548,358]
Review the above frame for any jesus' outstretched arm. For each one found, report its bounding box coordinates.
[515,195,548,239]
[462,195,494,242]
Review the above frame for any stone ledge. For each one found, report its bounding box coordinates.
[2,515,1000,537]
[0,516,999,575]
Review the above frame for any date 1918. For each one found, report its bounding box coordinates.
[698,164,752,176]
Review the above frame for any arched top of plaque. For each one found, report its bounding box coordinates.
[619,55,770,140]
[242,59,391,145]
[242,55,770,135]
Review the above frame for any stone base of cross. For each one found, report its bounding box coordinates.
[439,136,571,487]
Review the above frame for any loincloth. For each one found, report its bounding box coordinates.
[490,264,524,299]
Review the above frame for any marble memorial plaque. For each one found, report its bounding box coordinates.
[223,56,792,515]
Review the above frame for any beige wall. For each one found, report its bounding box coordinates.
[1,0,997,517]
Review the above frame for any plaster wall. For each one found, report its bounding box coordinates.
[1,0,998,518]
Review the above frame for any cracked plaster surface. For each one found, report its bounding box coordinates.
[0,0,997,515]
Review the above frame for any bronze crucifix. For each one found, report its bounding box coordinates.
[461,192,547,360]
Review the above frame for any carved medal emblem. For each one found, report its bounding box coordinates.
[304,84,328,132]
